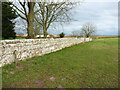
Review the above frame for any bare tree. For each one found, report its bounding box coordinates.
[35,1,78,38]
[81,23,96,38]
[11,0,41,38]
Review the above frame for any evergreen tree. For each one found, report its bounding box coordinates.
[2,2,17,39]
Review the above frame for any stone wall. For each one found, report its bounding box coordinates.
[0,38,92,67]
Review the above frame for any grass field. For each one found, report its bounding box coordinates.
[2,38,118,88]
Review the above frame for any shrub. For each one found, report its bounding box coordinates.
[59,32,65,38]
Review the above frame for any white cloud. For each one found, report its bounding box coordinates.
[59,2,118,35]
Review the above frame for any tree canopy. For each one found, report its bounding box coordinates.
[81,23,96,37]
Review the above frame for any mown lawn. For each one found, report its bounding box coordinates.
[2,38,118,88]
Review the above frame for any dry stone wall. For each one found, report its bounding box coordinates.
[0,38,92,67]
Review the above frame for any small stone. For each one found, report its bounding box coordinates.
[61,78,65,80]
[9,71,14,74]
[49,77,55,81]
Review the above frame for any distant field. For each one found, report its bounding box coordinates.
[64,35,119,39]
[2,38,118,88]
[94,36,119,39]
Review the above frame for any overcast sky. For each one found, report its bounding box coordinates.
[14,0,118,35]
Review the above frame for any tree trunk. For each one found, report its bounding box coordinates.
[27,2,35,39]
[43,25,48,38]
[27,19,34,38]
[43,31,47,38]
[43,28,48,38]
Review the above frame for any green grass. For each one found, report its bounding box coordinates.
[2,38,118,88]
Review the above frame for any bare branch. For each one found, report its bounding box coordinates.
[11,3,25,15]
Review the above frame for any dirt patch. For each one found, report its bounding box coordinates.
[56,85,63,88]
[34,79,49,88]
[56,85,66,89]
[3,70,15,74]
[28,61,38,65]
[34,80,45,88]
[34,77,51,88]
[34,77,56,88]
[3,65,25,74]
[9,80,23,88]
[15,65,24,71]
